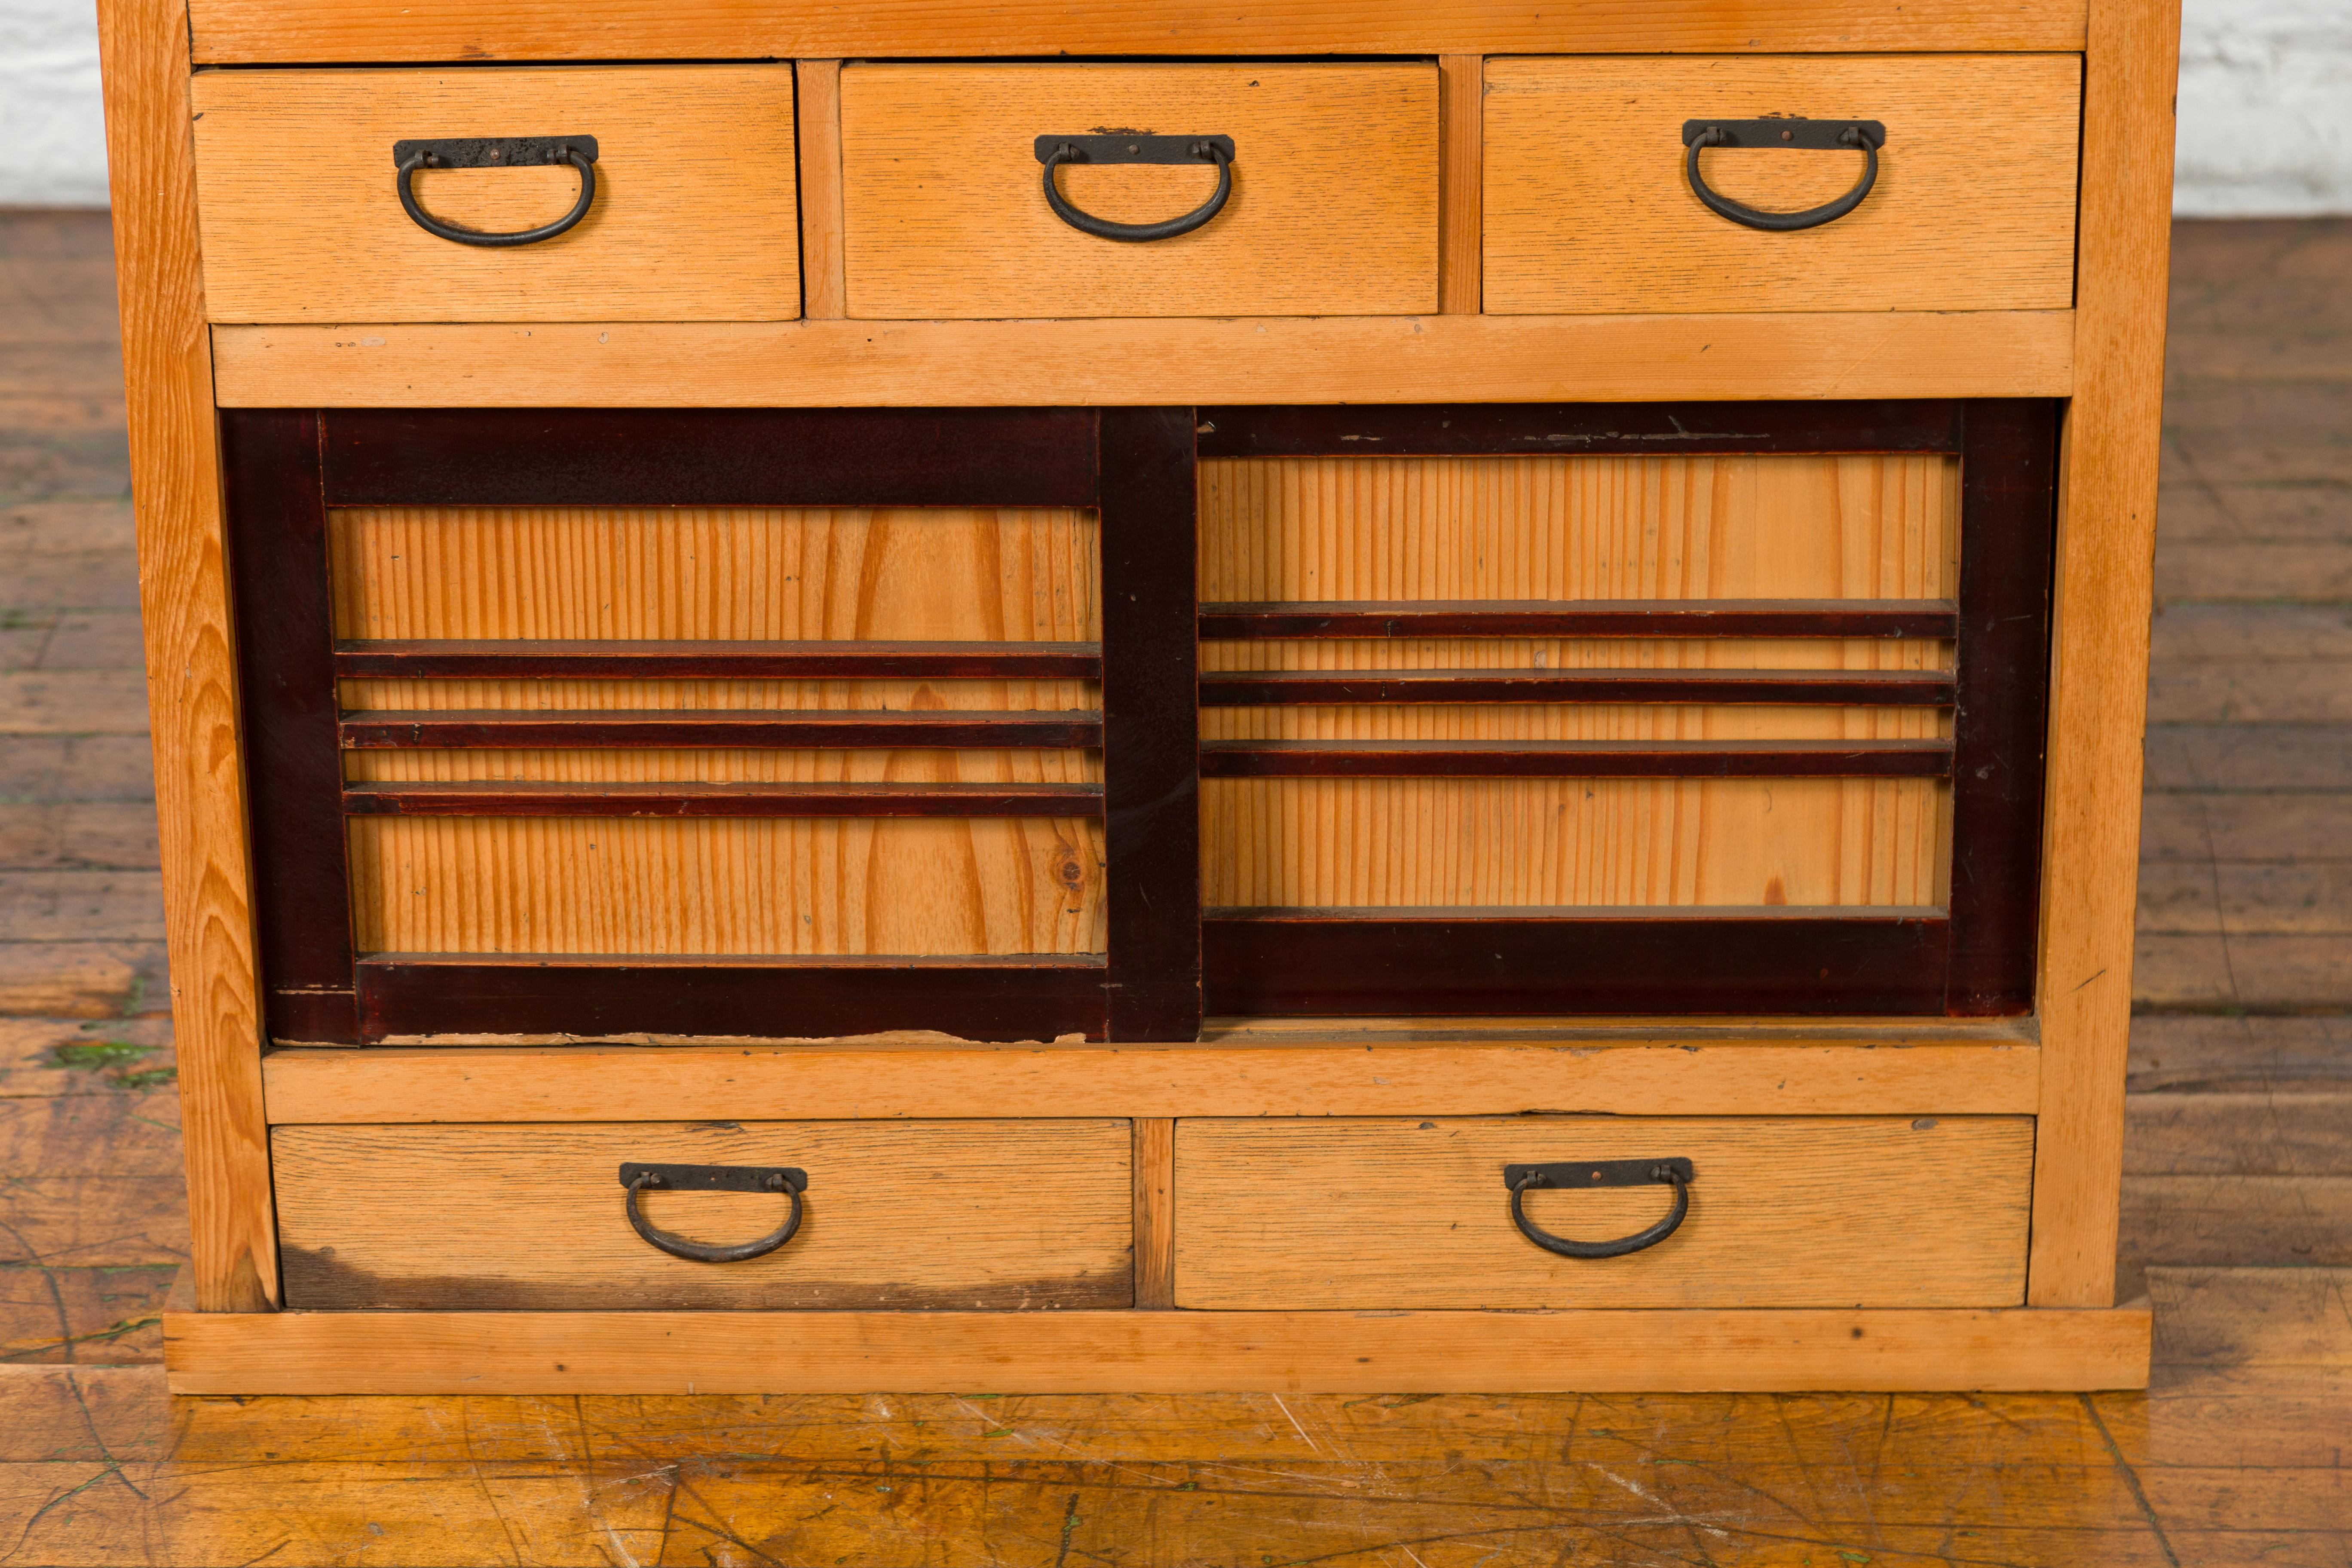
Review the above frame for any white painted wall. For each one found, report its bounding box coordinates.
[0,0,109,207]
[0,0,2347,213]
[2174,0,2352,215]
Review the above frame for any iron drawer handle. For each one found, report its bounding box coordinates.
[1034,133,1236,243]
[619,1161,806,1263]
[393,136,601,248]
[1504,1158,1694,1259]
[1680,119,1886,233]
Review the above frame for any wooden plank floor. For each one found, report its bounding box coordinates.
[0,208,2343,1563]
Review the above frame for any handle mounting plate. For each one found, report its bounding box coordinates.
[1679,119,1884,151]
[1504,1158,1695,1191]
[619,1161,806,1194]
[392,136,601,170]
[1032,133,1234,166]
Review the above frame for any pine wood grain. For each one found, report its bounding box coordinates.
[257,1038,2041,1120]
[208,311,2079,407]
[183,0,2092,66]
[1173,1115,2033,1309]
[1437,55,1482,315]
[346,814,1106,956]
[343,747,1102,786]
[163,1302,2149,1394]
[793,60,847,320]
[1197,454,1959,603]
[1131,1118,1174,1309]
[839,64,1438,319]
[190,67,799,323]
[1483,55,2081,315]
[271,1120,1133,1309]
[1203,777,1949,909]
[1198,453,1957,910]
[329,506,1098,643]
[1201,634,1952,675]
[2030,0,2182,1307]
[92,0,276,1312]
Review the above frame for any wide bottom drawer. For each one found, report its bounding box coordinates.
[1173,1116,2032,1309]
[273,1119,1135,1310]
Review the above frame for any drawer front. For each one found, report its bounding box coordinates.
[191,66,800,322]
[1173,1116,2032,1308]
[839,64,1439,319]
[274,1120,1133,1309]
[1482,55,2079,315]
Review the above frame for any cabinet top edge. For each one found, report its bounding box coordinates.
[182,0,2092,67]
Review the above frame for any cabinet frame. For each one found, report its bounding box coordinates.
[1196,399,2057,1017]
[99,0,2174,1369]
[222,406,1202,1045]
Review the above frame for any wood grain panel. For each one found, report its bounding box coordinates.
[1437,55,1482,314]
[1483,55,2080,315]
[840,64,1437,319]
[94,0,278,1311]
[1200,637,1952,674]
[328,506,1098,643]
[163,1302,2152,1396]
[339,678,1096,714]
[1198,453,1959,912]
[184,0,2093,67]
[347,815,1106,956]
[272,1120,1133,1310]
[2030,0,2181,1306]
[345,748,1102,786]
[208,312,2079,408]
[1133,1118,1175,1309]
[1172,1116,2032,1308]
[795,60,847,320]
[1204,777,1949,909]
[1198,704,1947,741]
[190,67,799,322]
[1197,455,1958,604]
[261,1035,2043,1120]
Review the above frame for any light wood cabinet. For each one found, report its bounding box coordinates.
[101,0,2173,1397]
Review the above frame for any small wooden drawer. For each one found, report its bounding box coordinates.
[190,66,800,322]
[1482,55,2080,315]
[839,64,1439,319]
[1173,1116,2032,1308]
[274,1120,1134,1309]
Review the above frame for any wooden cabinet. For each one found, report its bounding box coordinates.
[102,0,2174,1396]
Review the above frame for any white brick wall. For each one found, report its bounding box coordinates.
[2,0,2347,214]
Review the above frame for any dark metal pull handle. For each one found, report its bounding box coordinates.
[1680,119,1886,233]
[1504,1158,1694,1259]
[618,1161,806,1263]
[393,136,601,248]
[1033,134,1235,243]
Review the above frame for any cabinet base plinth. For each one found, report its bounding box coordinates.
[164,1305,2151,1395]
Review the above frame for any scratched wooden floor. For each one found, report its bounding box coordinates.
[0,208,2344,1565]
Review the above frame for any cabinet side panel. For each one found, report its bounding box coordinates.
[2032,10,2173,1308]
[95,0,277,1309]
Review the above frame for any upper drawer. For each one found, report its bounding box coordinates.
[839,64,1440,319]
[1482,55,2081,315]
[190,66,801,323]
